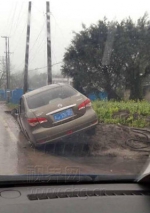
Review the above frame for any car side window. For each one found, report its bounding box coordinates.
[20,99,25,113]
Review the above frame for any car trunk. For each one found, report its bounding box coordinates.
[31,94,86,128]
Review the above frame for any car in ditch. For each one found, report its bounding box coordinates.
[16,83,98,147]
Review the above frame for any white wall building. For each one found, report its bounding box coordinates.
[52,77,73,85]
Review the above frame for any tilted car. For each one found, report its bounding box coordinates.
[17,83,98,147]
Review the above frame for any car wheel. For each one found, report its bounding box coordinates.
[31,141,40,149]
[26,133,39,149]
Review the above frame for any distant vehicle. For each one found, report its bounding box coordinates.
[16,84,98,147]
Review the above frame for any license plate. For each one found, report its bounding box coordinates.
[53,108,74,122]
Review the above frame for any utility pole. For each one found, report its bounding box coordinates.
[0,57,6,89]
[23,1,32,94]
[46,1,52,84]
[1,36,9,90]
[7,38,10,90]
[4,38,13,89]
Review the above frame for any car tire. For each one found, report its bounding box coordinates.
[26,134,39,149]
[31,141,40,149]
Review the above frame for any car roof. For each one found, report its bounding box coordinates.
[23,83,66,98]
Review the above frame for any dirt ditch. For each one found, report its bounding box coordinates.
[89,124,150,159]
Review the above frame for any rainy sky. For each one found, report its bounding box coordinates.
[0,0,149,76]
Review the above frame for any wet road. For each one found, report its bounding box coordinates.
[0,102,148,176]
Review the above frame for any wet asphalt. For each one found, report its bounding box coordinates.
[0,102,148,176]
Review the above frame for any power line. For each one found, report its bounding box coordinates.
[9,2,18,37]
[50,12,66,68]
[23,12,46,68]
[11,2,25,38]
[29,17,47,63]
[12,23,26,53]
[29,61,62,71]
[33,5,46,16]
[13,60,62,73]
[29,20,46,53]
[5,2,15,35]
[11,22,27,67]
[11,3,26,65]
[29,38,46,63]
[52,61,62,67]
[29,66,47,71]
[11,3,29,69]
[12,4,31,72]
[13,3,62,74]
[51,12,66,45]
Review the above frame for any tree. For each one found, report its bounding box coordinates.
[62,15,150,100]
[9,72,59,90]
[9,72,47,90]
[10,72,23,89]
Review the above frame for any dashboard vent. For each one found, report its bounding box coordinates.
[27,190,150,201]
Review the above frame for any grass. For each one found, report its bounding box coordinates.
[92,100,150,128]
[7,103,19,110]
[6,100,150,128]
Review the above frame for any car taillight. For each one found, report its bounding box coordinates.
[28,117,47,126]
[78,98,91,110]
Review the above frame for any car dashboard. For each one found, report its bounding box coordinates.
[0,182,150,213]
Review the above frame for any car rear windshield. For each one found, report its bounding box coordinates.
[26,85,78,109]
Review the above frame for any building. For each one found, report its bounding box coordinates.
[52,77,73,85]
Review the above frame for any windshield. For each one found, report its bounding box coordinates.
[0,0,150,183]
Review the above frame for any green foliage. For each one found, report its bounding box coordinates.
[62,14,150,100]
[93,100,150,127]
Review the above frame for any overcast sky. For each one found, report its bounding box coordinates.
[0,0,150,76]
